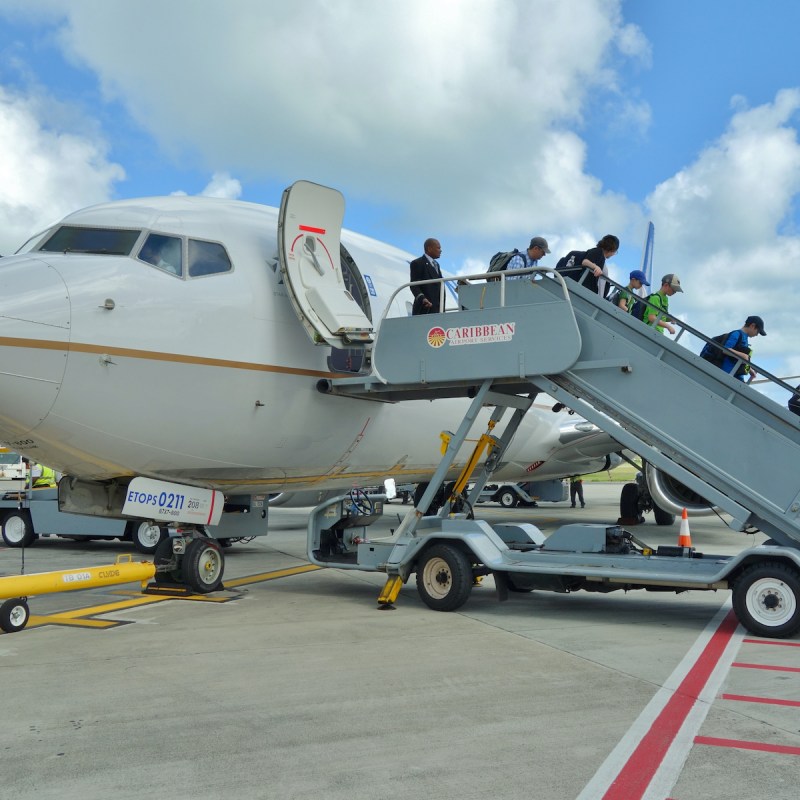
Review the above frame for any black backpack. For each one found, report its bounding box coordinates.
[555,250,583,273]
[700,331,742,367]
[789,386,800,416]
[487,249,522,281]
[630,293,653,321]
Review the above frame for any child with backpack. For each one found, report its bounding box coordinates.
[699,316,765,380]
[609,269,650,312]
[639,274,683,334]
[555,234,619,297]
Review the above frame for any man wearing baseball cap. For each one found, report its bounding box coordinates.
[645,273,683,334]
[505,236,550,280]
[614,269,650,313]
[720,316,766,381]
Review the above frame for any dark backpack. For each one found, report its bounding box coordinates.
[555,250,583,273]
[487,249,522,281]
[700,331,742,367]
[789,386,800,416]
[630,293,653,321]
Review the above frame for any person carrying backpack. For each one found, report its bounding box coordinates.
[700,316,765,380]
[556,234,619,297]
[641,273,683,334]
[502,236,550,280]
[610,269,650,312]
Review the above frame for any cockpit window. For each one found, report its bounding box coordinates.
[39,226,141,256]
[138,234,183,276]
[188,239,232,277]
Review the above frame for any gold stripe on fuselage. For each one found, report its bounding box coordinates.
[0,335,345,379]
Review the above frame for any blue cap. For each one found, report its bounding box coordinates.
[629,269,650,286]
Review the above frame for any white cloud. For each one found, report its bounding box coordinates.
[200,172,242,200]
[615,23,652,67]
[647,89,800,376]
[33,0,637,242]
[0,85,124,253]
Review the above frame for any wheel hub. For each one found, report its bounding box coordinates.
[747,577,796,626]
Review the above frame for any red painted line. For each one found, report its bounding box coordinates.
[722,693,800,708]
[601,610,739,800]
[695,736,800,756]
[316,236,334,270]
[743,638,800,648]
[207,491,217,526]
[733,662,800,673]
[299,224,326,234]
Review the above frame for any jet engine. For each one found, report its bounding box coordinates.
[644,464,716,517]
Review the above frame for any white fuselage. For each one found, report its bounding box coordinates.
[0,196,616,494]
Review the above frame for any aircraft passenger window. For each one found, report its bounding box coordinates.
[188,239,232,277]
[39,226,141,256]
[138,234,183,276]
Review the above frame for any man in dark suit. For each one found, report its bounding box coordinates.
[409,238,443,314]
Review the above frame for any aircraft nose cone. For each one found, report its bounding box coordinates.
[0,256,70,441]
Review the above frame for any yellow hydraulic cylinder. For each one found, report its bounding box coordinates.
[0,554,155,600]
[377,575,404,606]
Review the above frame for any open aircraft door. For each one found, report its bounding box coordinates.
[278,180,374,347]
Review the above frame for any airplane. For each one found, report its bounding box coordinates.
[0,181,686,545]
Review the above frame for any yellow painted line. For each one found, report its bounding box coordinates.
[25,615,119,630]
[223,563,321,588]
[4,563,322,633]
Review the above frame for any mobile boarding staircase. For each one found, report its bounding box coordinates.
[311,269,800,637]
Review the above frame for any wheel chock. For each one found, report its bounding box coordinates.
[377,575,403,609]
[143,582,197,597]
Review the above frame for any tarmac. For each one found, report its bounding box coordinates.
[1,483,799,800]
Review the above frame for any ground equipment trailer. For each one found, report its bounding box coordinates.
[311,266,800,638]
[475,480,566,507]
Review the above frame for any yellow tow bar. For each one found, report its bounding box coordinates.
[0,555,156,634]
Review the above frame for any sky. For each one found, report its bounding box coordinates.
[1,0,799,391]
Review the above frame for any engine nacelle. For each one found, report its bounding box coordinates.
[645,464,716,517]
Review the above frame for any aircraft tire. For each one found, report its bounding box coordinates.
[619,482,639,520]
[1,511,36,548]
[127,521,168,554]
[652,502,675,526]
[182,538,225,594]
[732,562,800,638]
[498,489,518,508]
[0,598,30,633]
[415,543,473,612]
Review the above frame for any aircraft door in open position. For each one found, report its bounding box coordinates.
[278,180,374,347]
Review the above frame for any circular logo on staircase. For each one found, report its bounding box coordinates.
[427,327,446,347]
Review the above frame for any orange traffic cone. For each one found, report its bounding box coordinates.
[677,508,692,548]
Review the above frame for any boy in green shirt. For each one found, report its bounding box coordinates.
[615,269,650,312]
[646,273,683,335]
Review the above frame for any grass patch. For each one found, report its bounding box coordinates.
[582,463,640,483]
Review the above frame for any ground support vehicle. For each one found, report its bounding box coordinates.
[309,268,800,638]
[0,487,268,553]
[475,480,566,508]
